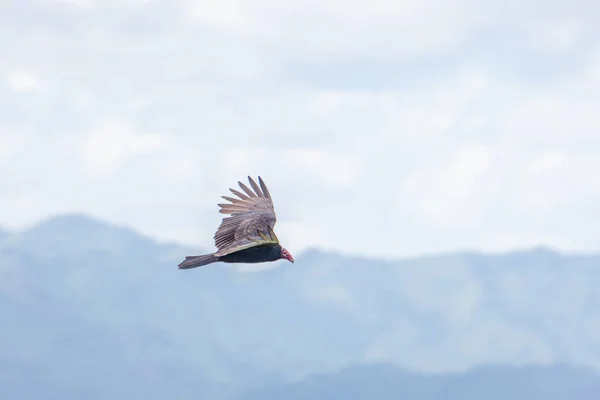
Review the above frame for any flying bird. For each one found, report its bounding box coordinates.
[178,176,294,269]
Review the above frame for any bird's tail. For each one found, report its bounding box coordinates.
[178,253,219,269]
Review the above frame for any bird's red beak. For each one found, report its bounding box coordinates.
[281,248,294,263]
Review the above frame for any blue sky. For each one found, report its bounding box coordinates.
[1,0,599,258]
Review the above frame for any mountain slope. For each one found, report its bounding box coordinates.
[1,214,600,398]
[237,364,600,400]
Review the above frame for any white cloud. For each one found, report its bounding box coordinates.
[72,91,95,111]
[181,0,486,57]
[0,0,599,258]
[502,94,600,146]
[5,71,41,93]
[155,151,198,183]
[81,119,172,178]
[50,0,93,7]
[0,129,33,165]
[309,91,343,117]
[219,146,270,184]
[50,0,151,8]
[184,0,260,33]
[282,148,362,188]
[529,19,587,50]
[587,50,600,88]
[399,144,493,228]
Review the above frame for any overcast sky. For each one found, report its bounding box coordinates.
[1,0,599,258]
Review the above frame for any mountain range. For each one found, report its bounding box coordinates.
[1,213,599,399]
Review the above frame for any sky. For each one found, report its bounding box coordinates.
[1,0,599,258]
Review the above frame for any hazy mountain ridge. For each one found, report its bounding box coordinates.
[236,364,600,400]
[237,363,600,400]
[0,213,189,257]
[1,213,600,399]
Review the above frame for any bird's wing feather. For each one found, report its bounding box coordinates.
[214,225,279,257]
[213,176,278,256]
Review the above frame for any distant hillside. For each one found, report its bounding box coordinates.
[0,230,8,249]
[238,364,600,400]
[1,213,186,257]
[1,214,600,399]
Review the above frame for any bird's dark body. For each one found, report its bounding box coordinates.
[220,244,282,263]
[178,243,283,269]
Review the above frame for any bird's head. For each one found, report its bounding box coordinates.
[280,247,294,263]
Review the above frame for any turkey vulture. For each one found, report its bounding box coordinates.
[178,176,294,269]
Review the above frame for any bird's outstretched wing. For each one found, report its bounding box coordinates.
[213,176,279,257]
